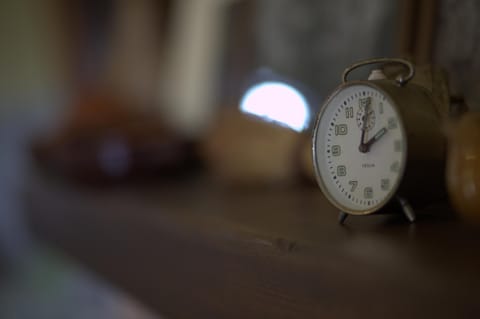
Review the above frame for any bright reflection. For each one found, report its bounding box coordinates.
[240,82,310,132]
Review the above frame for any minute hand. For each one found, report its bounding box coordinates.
[358,100,370,153]
[364,127,388,150]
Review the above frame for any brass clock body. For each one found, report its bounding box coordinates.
[312,58,450,222]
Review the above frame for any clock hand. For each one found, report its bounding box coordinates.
[364,127,388,150]
[359,126,367,152]
[359,100,370,153]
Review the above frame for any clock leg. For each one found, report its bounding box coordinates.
[396,196,416,223]
[338,212,348,225]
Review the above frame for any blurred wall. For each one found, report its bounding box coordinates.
[0,0,66,115]
[0,0,66,264]
[256,0,398,102]
[435,0,480,110]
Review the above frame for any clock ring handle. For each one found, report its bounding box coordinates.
[342,57,415,87]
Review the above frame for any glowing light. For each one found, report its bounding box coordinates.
[240,82,310,132]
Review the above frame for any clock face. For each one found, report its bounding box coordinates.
[313,83,407,214]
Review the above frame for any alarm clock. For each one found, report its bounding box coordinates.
[312,58,450,224]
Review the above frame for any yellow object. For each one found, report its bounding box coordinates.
[446,112,480,224]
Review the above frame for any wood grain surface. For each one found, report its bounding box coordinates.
[25,174,480,319]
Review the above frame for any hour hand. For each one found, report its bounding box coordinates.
[364,127,388,150]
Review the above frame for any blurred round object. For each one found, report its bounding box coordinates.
[240,81,310,132]
[201,108,302,186]
[446,112,480,224]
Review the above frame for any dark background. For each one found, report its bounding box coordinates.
[0,0,477,318]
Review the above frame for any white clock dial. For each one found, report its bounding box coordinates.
[313,84,407,214]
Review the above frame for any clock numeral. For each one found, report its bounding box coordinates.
[381,178,390,191]
[359,97,371,109]
[388,117,398,129]
[335,124,348,136]
[349,180,358,192]
[379,102,384,114]
[364,187,373,199]
[332,145,341,156]
[337,165,347,177]
[390,161,400,172]
[394,140,402,152]
[345,107,354,119]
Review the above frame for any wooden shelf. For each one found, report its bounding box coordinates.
[25,173,480,318]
